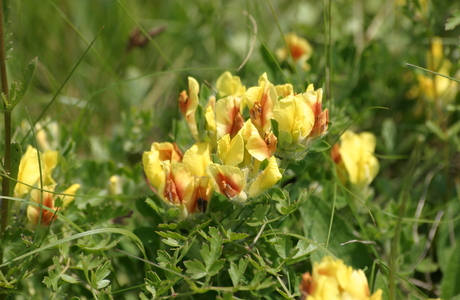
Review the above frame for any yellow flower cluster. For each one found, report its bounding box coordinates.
[408,37,458,104]
[143,72,329,218]
[14,145,80,226]
[299,256,383,300]
[332,130,379,189]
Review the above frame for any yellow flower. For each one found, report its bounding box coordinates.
[143,142,213,217]
[207,164,247,203]
[14,146,58,198]
[27,183,80,226]
[302,85,329,139]
[275,83,294,98]
[244,73,278,135]
[412,37,457,104]
[276,33,313,70]
[204,96,217,134]
[179,77,200,138]
[61,183,81,208]
[216,71,246,98]
[247,156,282,198]
[272,94,315,149]
[109,175,123,195]
[143,142,182,193]
[299,256,383,300]
[239,119,277,162]
[337,130,379,187]
[182,142,212,176]
[217,134,244,166]
[215,96,245,139]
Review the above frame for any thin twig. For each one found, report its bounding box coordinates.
[1,0,12,245]
[237,11,257,71]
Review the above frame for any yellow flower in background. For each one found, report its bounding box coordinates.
[26,183,80,226]
[109,175,123,195]
[247,156,282,198]
[61,183,81,209]
[337,130,379,187]
[216,71,246,98]
[409,37,458,104]
[14,146,58,198]
[299,256,383,300]
[276,33,313,70]
[179,77,200,138]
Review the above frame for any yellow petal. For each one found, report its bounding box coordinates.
[161,161,194,206]
[275,83,294,98]
[61,183,81,208]
[151,142,183,162]
[42,150,58,186]
[14,146,40,198]
[178,77,200,137]
[182,142,212,176]
[216,96,244,139]
[206,164,247,202]
[205,96,217,133]
[142,150,165,190]
[248,157,282,198]
[339,130,379,187]
[216,71,246,98]
[217,134,244,166]
[272,95,315,141]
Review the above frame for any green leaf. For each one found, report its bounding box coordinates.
[273,236,293,259]
[271,119,279,138]
[373,270,390,300]
[76,254,106,271]
[228,232,249,241]
[184,260,207,279]
[228,257,249,286]
[8,142,21,196]
[277,131,293,149]
[260,44,278,76]
[93,261,111,289]
[382,118,397,153]
[270,187,287,201]
[426,120,447,141]
[60,274,79,284]
[290,239,317,261]
[156,231,187,240]
[8,57,38,110]
[446,10,460,30]
[195,104,206,142]
[208,259,226,276]
[199,83,212,106]
[309,139,331,153]
[162,238,183,247]
[246,204,269,226]
[441,241,460,299]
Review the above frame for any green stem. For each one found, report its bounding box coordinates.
[1,0,11,237]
